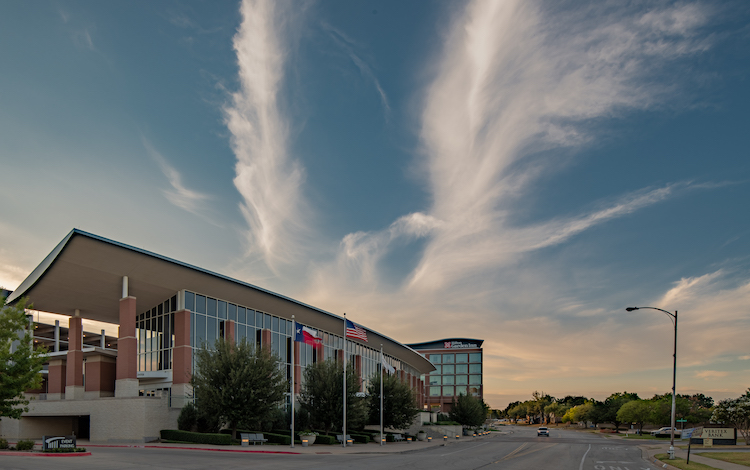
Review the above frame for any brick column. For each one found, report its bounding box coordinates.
[48,358,66,400]
[294,343,301,394]
[172,309,192,407]
[261,329,272,351]
[115,296,138,397]
[399,370,406,383]
[336,349,344,364]
[65,316,84,399]
[84,355,116,398]
[354,355,362,391]
[225,320,236,344]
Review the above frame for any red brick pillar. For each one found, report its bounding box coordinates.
[116,296,138,397]
[406,373,412,391]
[261,329,272,351]
[172,309,192,406]
[65,316,84,399]
[84,355,116,397]
[354,355,362,391]
[336,349,344,364]
[400,370,406,383]
[294,343,301,394]
[225,320,235,344]
[48,358,66,400]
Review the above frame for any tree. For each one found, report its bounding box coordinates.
[648,393,691,426]
[299,359,367,433]
[449,394,487,428]
[601,392,639,431]
[508,403,527,423]
[562,401,596,426]
[545,402,570,423]
[616,399,653,434]
[367,372,419,430]
[711,389,750,445]
[1,296,47,419]
[191,338,287,438]
[529,391,554,424]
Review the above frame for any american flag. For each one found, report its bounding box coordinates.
[345,319,368,342]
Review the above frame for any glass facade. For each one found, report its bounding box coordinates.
[415,344,483,410]
[137,295,177,372]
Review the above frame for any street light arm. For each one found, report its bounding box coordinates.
[626,306,676,324]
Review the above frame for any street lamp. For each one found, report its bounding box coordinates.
[626,306,678,460]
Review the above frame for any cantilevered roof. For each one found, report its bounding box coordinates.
[406,338,484,350]
[10,229,435,374]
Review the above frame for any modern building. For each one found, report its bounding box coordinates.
[406,338,483,413]
[1,229,435,442]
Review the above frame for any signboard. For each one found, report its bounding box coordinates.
[443,341,479,349]
[42,435,76,451]
[689,427,736,445]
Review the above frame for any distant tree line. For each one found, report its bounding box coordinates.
[496,390,718,432]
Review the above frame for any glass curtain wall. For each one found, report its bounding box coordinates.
[137,295,177,373]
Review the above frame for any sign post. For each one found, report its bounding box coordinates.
[687,426,703,464]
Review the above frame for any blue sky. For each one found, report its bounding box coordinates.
[1,0,749,409]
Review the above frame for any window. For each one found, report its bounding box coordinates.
[185,292,195,311]
[237,307,245,324]
[456,353,468,363]
[455,385,467,396]
[430,386,441,397]
[456,364,468,374]
[469,385,480,397]
[442,354,454,363]
[442,365,455,375]
[469,364,481,374]
[195,295,206,314]
[429,375,441,385]
[456,375,468,385]
[207,298,217,317]
[469,375,481,385]
[443,375,455,385]
[432,365,442,374]
[218,301,227,320]
[469,352,481,363]
[429,354,441,364]
[443,386,454,397]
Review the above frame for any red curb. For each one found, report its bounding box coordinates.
[0,451,91,457]
[81,444,300,455]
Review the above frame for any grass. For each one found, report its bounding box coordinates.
[654,453,721,470]
[695,452,750,467]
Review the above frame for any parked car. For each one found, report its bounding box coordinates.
[537,427,549,437]
[650,427,681,436]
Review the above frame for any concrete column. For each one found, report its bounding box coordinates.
[115,296,139,397]
[171,309,192,407]
[54,320,60,352]
[47,358,66,400]
[354,354,363,391]
[65,316,84,400]
[261,329,272,351]
[84,355,116,398]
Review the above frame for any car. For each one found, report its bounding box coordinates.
[650,427,681,437]
[537,427,549,437]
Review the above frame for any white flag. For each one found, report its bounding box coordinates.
[381,351,395,374]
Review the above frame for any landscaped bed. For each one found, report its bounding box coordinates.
[695,452,750,467]
[653,453,720,470]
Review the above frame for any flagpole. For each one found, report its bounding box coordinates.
[291,315,295,448]
[343,313,347,448]
[380,343,384,446]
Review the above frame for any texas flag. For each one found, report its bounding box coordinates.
[294,321,322,346]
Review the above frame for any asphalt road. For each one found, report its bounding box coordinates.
[0,426,656,470]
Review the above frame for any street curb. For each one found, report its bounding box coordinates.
[0,451,91,457]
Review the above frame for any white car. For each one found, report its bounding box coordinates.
[650,427,681,436]
[537,427,549,437]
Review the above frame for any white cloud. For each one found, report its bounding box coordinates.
[224,0,312,274]
[143,137,215,222]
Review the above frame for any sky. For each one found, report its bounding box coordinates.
[1,0,749,410]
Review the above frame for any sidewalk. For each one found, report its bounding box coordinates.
[8,436,463,456]
[633,440,749,470]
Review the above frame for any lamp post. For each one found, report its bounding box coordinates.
[626,306,678,460]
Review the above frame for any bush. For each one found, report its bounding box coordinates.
[0,438,8,449]
[263,432,291,445]
[350,433,370,444]
[16,440,35,451]
[43,447,87,453]
[177,402,198,431]
[160,430,232,445]
[314,434,337,445]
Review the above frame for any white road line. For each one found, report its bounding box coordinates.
[441,442,491,456]
[579,444,592,470]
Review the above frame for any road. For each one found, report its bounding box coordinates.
[0,426,655,470]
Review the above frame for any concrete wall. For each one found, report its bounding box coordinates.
[0,395,180,443]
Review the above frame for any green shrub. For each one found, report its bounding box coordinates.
[314,434,337,445]
[177,402,198,431]
[160,430,231,445]
[350,433,370,444]
[43,447,87,453]
[16,440,35,451]
[263,432,291,445]
[0,438,8,449]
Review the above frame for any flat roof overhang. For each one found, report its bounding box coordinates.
[9,229,435,374]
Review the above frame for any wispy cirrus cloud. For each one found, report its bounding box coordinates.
[143,137,215,223]
[224,0,312,274]
[323,23,390,119]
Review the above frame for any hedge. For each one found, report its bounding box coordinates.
[350,433,370,444]
[160,430,232,445]
[314,434,338,445]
